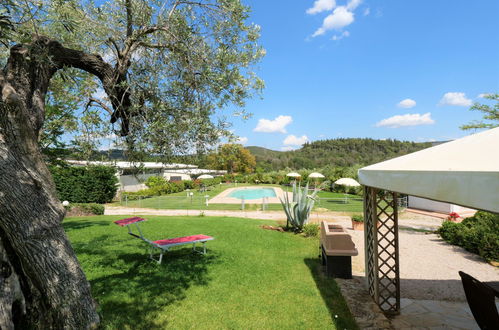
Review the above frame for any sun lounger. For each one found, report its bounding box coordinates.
[114,217,214,264]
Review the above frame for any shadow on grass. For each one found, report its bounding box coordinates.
[62,219,111,231]
[304,258,359,330]
[72,234,218,328]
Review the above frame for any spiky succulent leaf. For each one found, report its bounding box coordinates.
[279,181,319,230]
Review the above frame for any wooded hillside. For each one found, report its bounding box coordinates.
[247,138,433,171]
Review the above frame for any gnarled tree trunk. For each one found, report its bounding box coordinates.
[0,37,130,328]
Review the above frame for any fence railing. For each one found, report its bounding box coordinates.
[118,194,367,213]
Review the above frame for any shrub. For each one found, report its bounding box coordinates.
[199,178,221,187]
[172,181,185,192]
[50,165,118,203]
[183,180,198,189]
[122,189,156,200]
[67,203,105,215]
[145,176,167,189]
[302,223,320,237]
[351,214,364,222]
[438,211,499,262]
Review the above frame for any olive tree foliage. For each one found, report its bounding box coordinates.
[2,0,264,158]
[460,93,499,131]
[0,0,263,328]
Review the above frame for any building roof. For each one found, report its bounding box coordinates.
[358,127,499,213]
[165,168,227,175]
[65,160,198,169]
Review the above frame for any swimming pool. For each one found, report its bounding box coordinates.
[228,188,277,200]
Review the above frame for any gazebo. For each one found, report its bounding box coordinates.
[358,127,499,315]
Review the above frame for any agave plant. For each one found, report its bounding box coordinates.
[280,182,323,231]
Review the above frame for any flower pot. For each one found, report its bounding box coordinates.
[352,221,364,231]
[351,221,381,230]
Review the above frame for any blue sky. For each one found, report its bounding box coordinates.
[228,0,499,151]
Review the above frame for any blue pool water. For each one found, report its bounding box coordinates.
[228,188,276,200]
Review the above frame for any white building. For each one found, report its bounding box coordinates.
[65,160,226,192]
[407,196,476,216]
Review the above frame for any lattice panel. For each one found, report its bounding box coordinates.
[364,187,401,315]
[363,186,378,299]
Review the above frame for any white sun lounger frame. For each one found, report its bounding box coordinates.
[115,217,214,264]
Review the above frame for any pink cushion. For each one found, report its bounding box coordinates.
[154,235,213,246]
[114,217,146,226]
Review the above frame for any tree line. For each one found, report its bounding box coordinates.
[246,138,434,171]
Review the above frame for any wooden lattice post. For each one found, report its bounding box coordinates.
[363,186,401,315]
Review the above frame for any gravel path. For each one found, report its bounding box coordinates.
[342,222,499,301]
[105,206,499,301]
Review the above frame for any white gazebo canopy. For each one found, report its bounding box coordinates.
[358,127,499,213]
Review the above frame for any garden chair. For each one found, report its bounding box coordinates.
[458,271,499,329]
[114,217,214,264]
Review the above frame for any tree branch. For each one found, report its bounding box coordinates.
[86,97,113,116]
[41,37,132,135]
[126,0,133,37]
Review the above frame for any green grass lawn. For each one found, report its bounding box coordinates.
[64,215,358,329]
[112,183,364,213]
[315,191,363,213]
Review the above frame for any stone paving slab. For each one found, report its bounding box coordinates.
[391,298,480,330]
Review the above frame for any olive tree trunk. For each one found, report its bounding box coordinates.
[0,37,130,328]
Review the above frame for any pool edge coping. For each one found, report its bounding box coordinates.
[208,186,291,204]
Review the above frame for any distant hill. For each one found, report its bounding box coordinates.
[246,138,433,171]
[53,138,434,172]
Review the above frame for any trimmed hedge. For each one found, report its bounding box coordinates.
[220,171,362,194]
[66,203,105,216]
[438,211,499,262]
[123,176,222,199]
[50,165,118,203]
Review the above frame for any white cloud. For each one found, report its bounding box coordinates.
[283,134,309,146]
[237,136,248,145]
[439,92,472,107]
[312,6,355,37]
[397,98,416,108]
[306,0,335,15]
[281,146,296,152]
[363,7,370,16]
[332,31,350,40]
[98,136,118,150]
[478,93,490,98]
[103,133,118,140]
[254,115,293,133]
[375,113,435,128]
[101,49,116,63]
[416,137,437,142]
[92,88,108,100]
[346,0,362,11]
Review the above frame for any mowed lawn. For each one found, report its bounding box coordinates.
[113,183,364,213]
[64,215,358,329]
